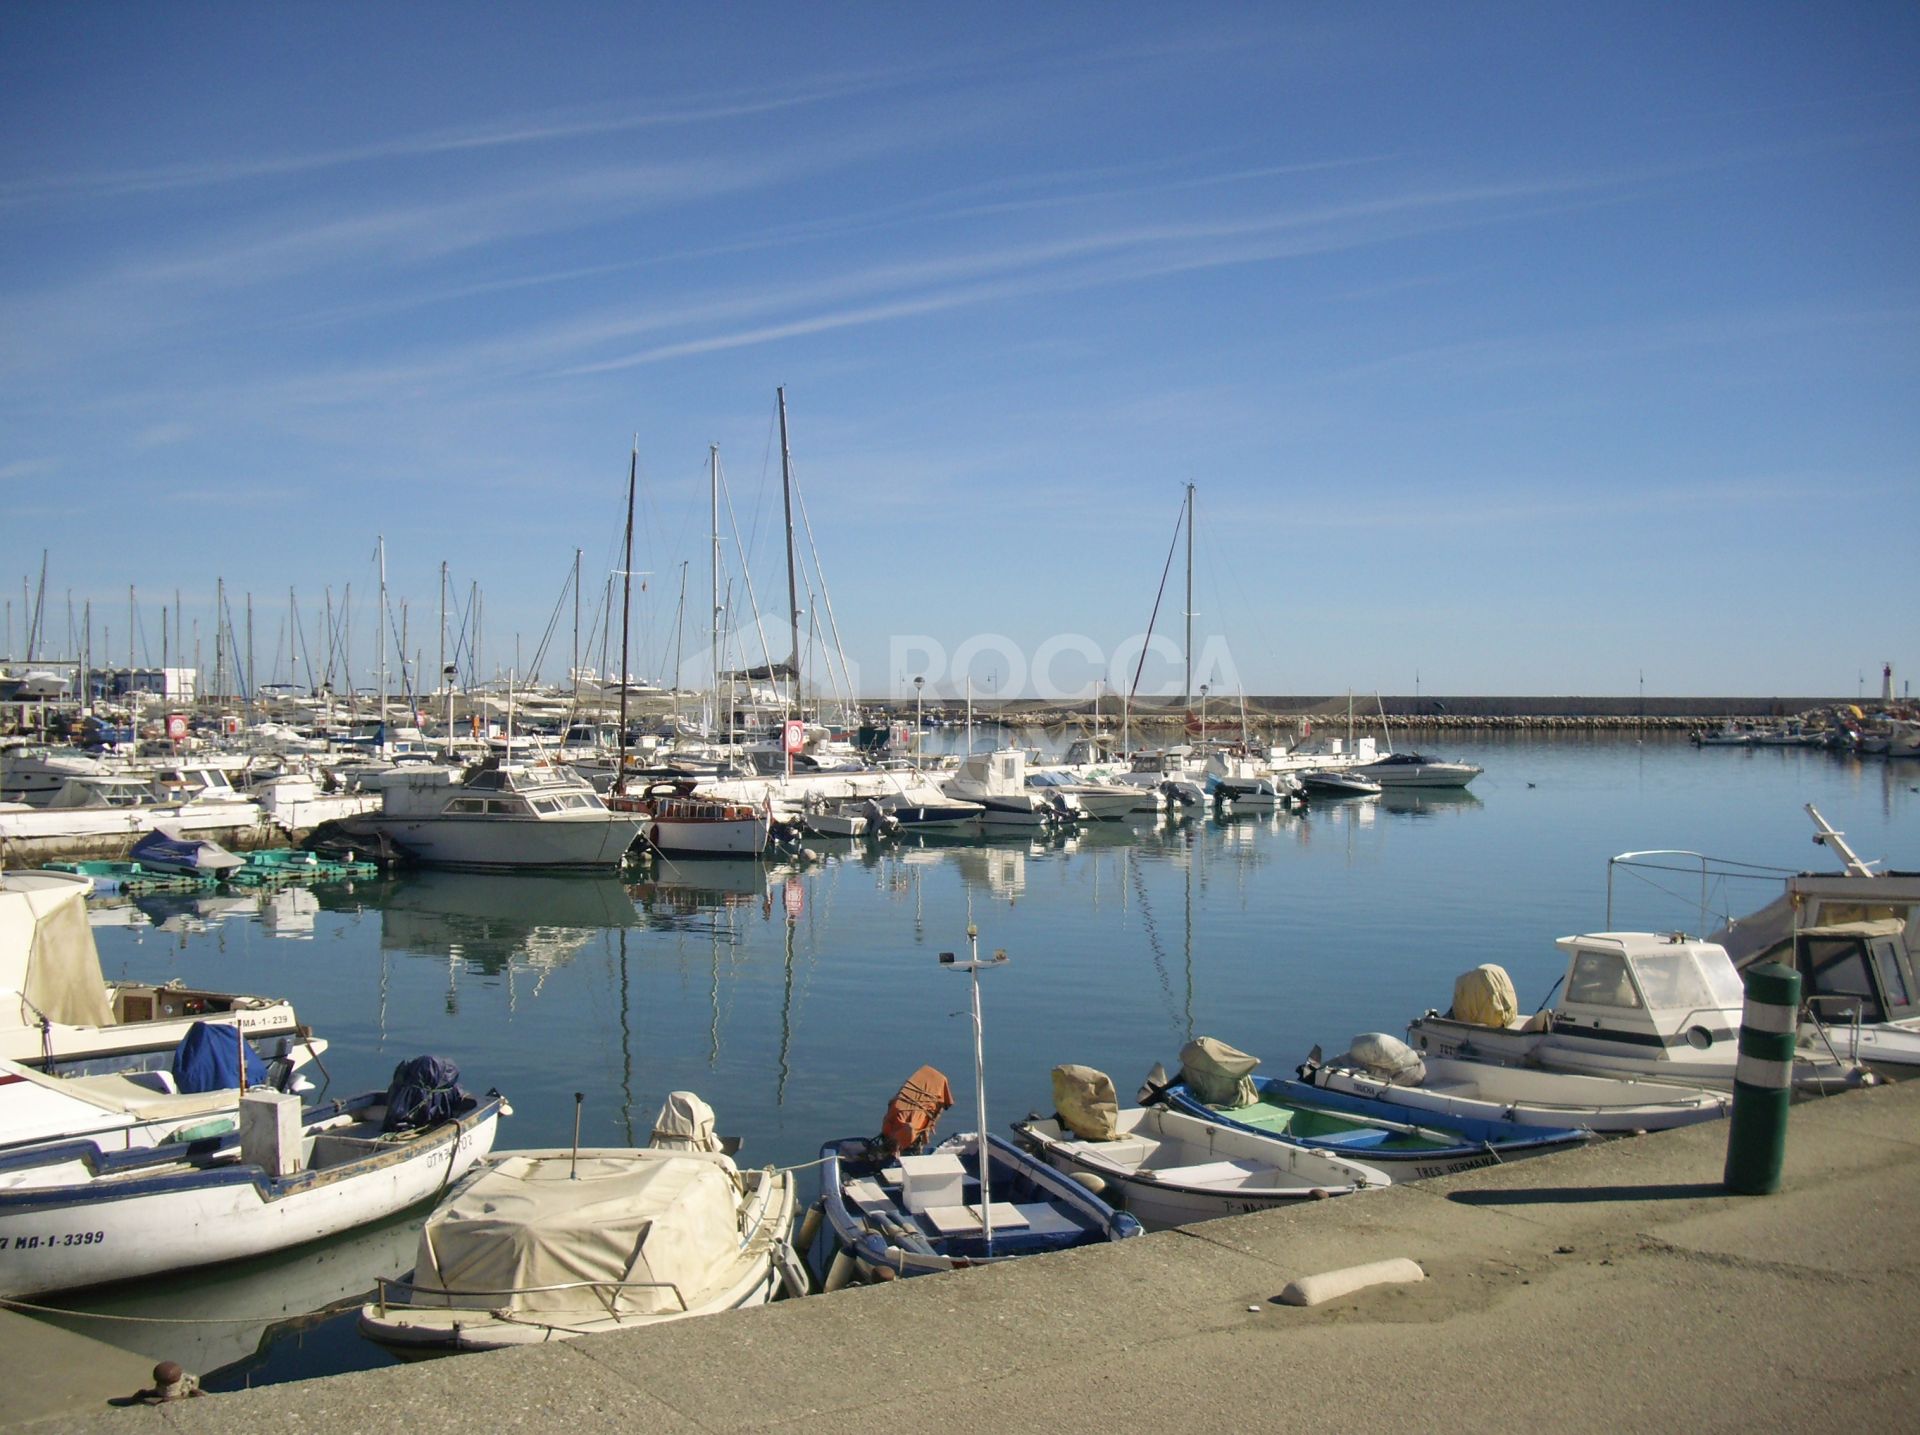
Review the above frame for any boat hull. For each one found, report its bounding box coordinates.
[0,1095,502,1297]
[371,814,643,870]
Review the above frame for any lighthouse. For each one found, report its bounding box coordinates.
[1883,663,1895,704]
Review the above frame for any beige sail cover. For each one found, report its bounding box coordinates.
[415,1151,744,1318]
[1451,965,1519,1028]
[1051,1064,1120,1140]
[0,876,113,1032]
[1179,1037,1260,1107]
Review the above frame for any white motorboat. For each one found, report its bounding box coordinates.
[1013,1068,1385,1230]
[1,870,319,1078]
[359,1094,801,1350]
[1350,752,1483,788]
[611,781,770,857]
[1204,750,1302,809]
[862,782,985,829]
[1025,772,1139,821]
[366,763,645,870]
[944,750,1074,826]
[1298,1041,1731,1134]
[0,1071,505,1297]
[1701,810,1920,1082]
[1405,933,1861,1091]
[1298,769,1383,798]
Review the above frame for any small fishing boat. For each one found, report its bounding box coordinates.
[360,1093,801,1351]
[1013,1066,1386,1229]
[0,1057,505,1298]
[1153,1038,1592,1180]
[1297,1037,1732,1134]
[612,781,770,857]
[1,870,321,1079]
[807,942,1142,1287]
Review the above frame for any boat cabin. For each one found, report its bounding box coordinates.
[377,764,611,820]
[1791,920,1919,1029]
[1549,933,1746,1049]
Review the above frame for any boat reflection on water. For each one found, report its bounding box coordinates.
[375,870,639,976]
[628,858,778,928]
[1378,787,1485,819]
[33,1207,426,1389]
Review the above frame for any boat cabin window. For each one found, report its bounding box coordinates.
[1565,950,1641,1009]
[530,797,560,814]
[1631,950,1740,1014]
[485,799,527,816]
[1799,936,1884,1024]
[446,797,486,814]
[465,770,507,792]
[1871,938,1913,1015]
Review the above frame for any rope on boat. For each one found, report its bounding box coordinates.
[0,1296,357,1327]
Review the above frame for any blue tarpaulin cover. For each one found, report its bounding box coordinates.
[171,1019,269,1093]
[381,1054,466,1132]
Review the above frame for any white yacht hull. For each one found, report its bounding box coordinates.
[373,814,643,870]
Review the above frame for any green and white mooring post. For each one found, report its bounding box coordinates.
[1723,961,1801,1195]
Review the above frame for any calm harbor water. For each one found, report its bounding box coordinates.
[36,733,1917,1386]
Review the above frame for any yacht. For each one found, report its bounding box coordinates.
[1350,751,1483,788]
[366,763,644,871]
[610,781,771,858]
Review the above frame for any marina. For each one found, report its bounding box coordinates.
[0,728,1908,1398]
[3,7,1917,1423]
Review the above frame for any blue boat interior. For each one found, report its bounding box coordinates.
[817,1134,1122,1272]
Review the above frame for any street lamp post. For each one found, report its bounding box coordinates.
[914,675,925,772]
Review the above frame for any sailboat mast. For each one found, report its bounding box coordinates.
[777,387,801,701]
[1183,482,1194,712]
[616,440,637,793]
[709,444,721,738]
[377,536,388,751]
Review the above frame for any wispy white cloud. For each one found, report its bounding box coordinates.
[0,70,924,208]
[0,456,59,483]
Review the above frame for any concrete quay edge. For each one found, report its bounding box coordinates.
[13,1079,1920,1435]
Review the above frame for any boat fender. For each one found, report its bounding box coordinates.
[796,1199,824,1254]
[1067,1170,1107,1196]
[822,1250,858,1293]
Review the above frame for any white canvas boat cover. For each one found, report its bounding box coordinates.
[1450,964,1519,1028]
[0,874,113,1033]
[1051,1064,1120,1141]
[650,1091,725,1152]
[1342,1033,1427,1085]
[415,1151,745,1319]
[1179,1037,1260,1107]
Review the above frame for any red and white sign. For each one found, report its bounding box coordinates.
[783,719,805,754]
[165,713,188,741]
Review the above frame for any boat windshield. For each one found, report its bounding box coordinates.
[1631,949,1744,1014]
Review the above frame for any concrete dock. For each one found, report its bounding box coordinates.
[10,1079,1920,1433]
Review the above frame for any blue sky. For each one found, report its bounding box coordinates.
[3,3,1915,701]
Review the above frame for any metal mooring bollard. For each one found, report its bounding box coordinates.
[1723,961,1801,1195]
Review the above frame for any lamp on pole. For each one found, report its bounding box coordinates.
[914,675,925,772]
[1199,682,1210,738]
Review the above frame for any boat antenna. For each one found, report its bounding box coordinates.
[615,439,636,795]
[939,923,1007,1253]
[571,1091,584,1179]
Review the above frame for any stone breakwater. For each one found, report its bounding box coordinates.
[883,695,1853,732]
